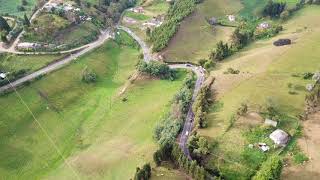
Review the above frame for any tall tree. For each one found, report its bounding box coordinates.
[23,14,30,26]
[0,16,11,32]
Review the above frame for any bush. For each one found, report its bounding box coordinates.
[82,68,97,83]
[225,67,240,74]
[253,155,283,180]
[237,103,248,116]
[134,163,151,180]
[293,152,309,164]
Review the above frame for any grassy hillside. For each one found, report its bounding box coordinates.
[0,37,186,179]
[199,6,320,179]
[162,0,242,63]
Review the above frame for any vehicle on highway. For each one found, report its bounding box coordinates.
[186,64,192,67]
[185,131,189,136]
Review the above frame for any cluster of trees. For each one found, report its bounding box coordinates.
[210,18,284,62]
[193,76,215,128]
[133,163,151,180]
[154,73,195,146]
[187,134,210,163]
[174,73,196,115]
[150,0,196,52]
[153,143,208,180]
[263,0,286,18]
[0,16,11,33]
[0,16,11,43]
[252,155,283,180]
[307,0,320,4]
[94,0,136,23]
[137,61,176,80]
[209,41,231,61]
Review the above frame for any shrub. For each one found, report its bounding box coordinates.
[237,103,248,116]
[253,155,283,180]
[82,68,97,83]
[134,163,151,180]
[225,67,240,74]
[293,152,309,164]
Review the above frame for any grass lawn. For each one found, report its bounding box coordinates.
[0,53,64,73]
[199,6,320,179]
[0,36,187,179]
[0,0,36,17]
[162,0,242,63]
[124,11,151,21]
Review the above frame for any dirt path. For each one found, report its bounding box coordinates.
[281,112,320,180]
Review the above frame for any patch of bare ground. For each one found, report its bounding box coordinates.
[235,112,264,129]
[281,112,320,180]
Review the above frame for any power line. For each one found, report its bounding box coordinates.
[5,78,81,180]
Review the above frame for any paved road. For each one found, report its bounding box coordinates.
[118,26,206,158]
[0,22,205,159]
[117,26,152,62]
[0,30,111,92]
[169,65,205,159]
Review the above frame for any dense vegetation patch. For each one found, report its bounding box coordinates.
[137,61,177,80]
[252,155,283,180]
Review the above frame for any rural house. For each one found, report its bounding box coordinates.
[269,129,289,147]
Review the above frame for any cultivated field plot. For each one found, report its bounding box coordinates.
[0,0,37,17]
[199,6,320,179]
[162,0,242,63]
[0,36,186,179]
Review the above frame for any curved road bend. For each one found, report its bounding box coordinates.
[119,26,206,158]
[0,23,205,159]
[0,31,111,92]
